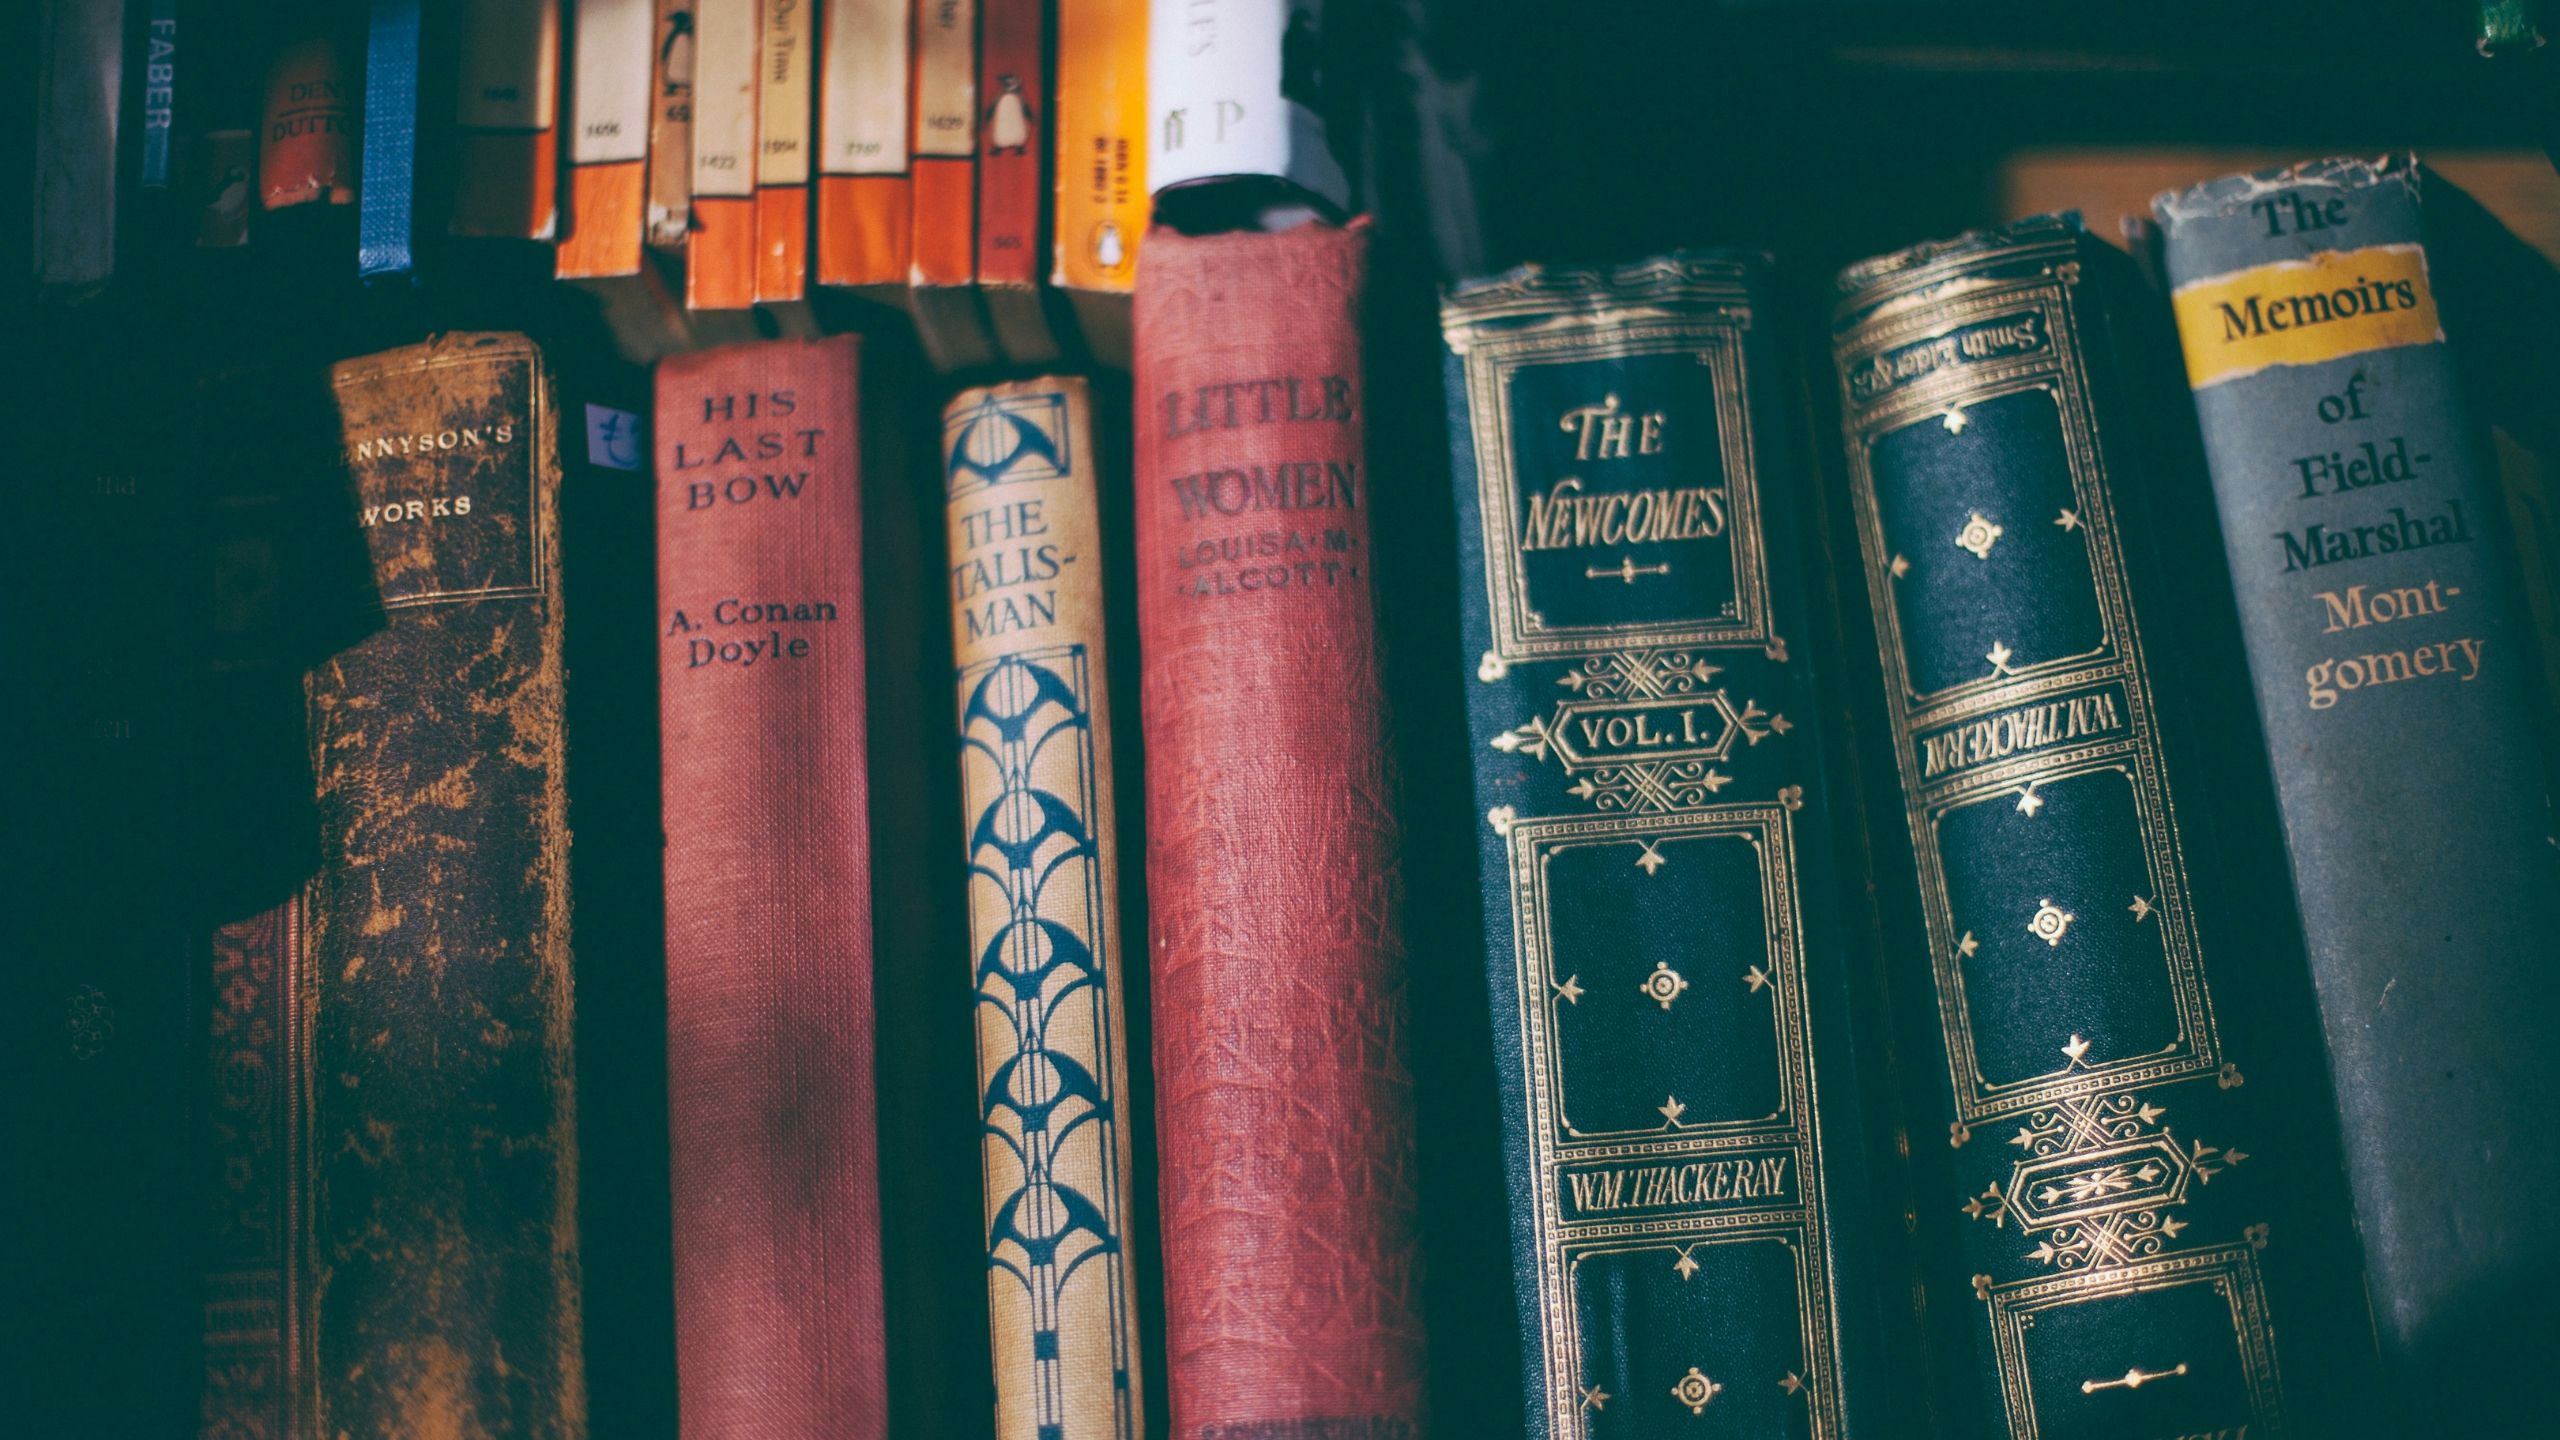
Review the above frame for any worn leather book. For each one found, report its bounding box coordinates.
[1131,218,1426,1436]
[753,0,814,302]
[687,0,761,308]
[815,0,912,291]
[198,333,587,1438]
[977,0,1057,362]
[1829,216,2375,1439]
[1051,0,1145,362]
[2154,157,2560,1401]
[942,377,1146,1440]
[558,0,655,279]
[1442,253,1897,1438]
[448,0,561,238]
[656,336,889,1439]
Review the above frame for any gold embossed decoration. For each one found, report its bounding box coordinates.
[1955,511,2005,559]
[1672,1367,1724,1413]
[1640,961,1690,1008]
[2027,900,2075,947]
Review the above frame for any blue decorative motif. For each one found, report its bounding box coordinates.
[961,647,1136,1440]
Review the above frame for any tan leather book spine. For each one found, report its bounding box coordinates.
[450,0,562,238]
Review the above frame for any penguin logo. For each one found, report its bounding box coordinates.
[1091,219,1125,273]
[984,74,1034,156]
[660,9,695,93]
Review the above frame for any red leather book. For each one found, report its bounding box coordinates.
[655,336,889,1440]
[1130,218,1427,1436]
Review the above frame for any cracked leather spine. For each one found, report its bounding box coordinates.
[1130,218,1427,1438]
[1439,251,1897,1440]
[261,334,587,1437]
[1829,216,2373,1439]
[656,335,889,1440]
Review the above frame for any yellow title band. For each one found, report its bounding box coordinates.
[2171,243,2443,389]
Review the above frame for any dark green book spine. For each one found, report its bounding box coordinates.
[1828,216,2369,1439]
[1443,253,1892,1438]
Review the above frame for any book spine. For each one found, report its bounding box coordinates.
[449,0,562,238]
[656,336,889,1440]
[1052,0,1144,295]
[1828,217,2357,1439]
[1441,254,1884,1438]
[301,333,584,1436]
[645,0,696,250]
[1130,219,1426,1435]
[687,0,761,307]
[1145,0,1346,211]
[753,0,813,300]
[942,377,1146,1440]
[34,0,124,296]
[911,0,977,287]
[559,0,657,278]
[975,0,1050,357]
[814,0,910,287]
[2154,158,2560,1362]
[141,0,177,188]
[357,0,425,277]
[204,906,302,1440]
[261,31,356,213]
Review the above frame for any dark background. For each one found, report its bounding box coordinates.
[12,2,2557,1436]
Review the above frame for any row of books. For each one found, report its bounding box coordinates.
[82,146,2552,1440]
[34,0,1346,367]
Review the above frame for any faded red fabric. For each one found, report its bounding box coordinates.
[1131,219,1428,1437]
[656,336,887,1440]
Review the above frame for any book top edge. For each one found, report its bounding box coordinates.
[1833,212,2085,307]
[2150,152,2420,226]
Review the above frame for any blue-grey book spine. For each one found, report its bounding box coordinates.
[1443,253,1891,1439]
[2155,157,2560,1368]
[1830,215,2373,1439]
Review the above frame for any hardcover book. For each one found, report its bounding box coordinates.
[942,376,1146,1440]
[1130,218,1426,1437]
[1829,215,2372,1439]
[260,29,355,213]
[200,333,587,1438]
[2154,156,2560,1391]
[656,335,890,1439]
[1442,253,1892,1438]
[34,0,124,296]
[356,0,425,277]
[815,0,912,290]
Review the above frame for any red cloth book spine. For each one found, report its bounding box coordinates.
[1129,218,1427,1436]
[655,336,889,1440]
